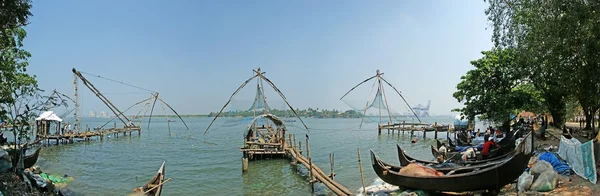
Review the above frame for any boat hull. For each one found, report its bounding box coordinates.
[378,132,533,192]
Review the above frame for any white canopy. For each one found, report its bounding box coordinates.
[35,111,63,122]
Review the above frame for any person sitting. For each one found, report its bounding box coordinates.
[461,147,477,161]
[482,136,499,159]
[438,143,448,160]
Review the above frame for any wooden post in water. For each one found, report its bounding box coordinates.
[434,122,438,139]
[293,134,296,149]
[299,141,302,155]
[358,148,366,195]
[329,153,335,180]
[306,135,315,193]
[242,157,248,173]
[288,134,293,149]
[115,122,118,139]
[423,128,426,138]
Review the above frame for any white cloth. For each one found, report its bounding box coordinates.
[558,136,597,184]
[461,147,477,161]
[438,146,447,154]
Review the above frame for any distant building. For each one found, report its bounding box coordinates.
[101,111,108,118]
[89,111,96,118]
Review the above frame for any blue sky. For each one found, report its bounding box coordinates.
[24,0,492,116]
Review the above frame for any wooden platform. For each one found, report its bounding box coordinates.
[377,122,452,139]
[285,140,353,196]
[36,125,142,145]
[240,134,353,196]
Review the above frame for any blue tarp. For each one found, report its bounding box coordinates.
[538,152,572,176]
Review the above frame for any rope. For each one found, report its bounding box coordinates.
[79,71,157,93]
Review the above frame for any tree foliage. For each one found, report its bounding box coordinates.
[483,0,600,128]
[0,0,37,172]
[453,48,543,131]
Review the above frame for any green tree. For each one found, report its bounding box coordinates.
[484,0,600,128]
[0,0,38,173]
[453,48,543,131]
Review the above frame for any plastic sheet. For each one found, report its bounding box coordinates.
[537,152,571,175]
[557,136,597,184]
[530,160,553,175]
[530,170,558,192]
[517,171,534,192]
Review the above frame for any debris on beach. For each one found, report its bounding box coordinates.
[357,178,430,196]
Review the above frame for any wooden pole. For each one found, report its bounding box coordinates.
[329,153,335,180]
[242,157,248,173]
[292,150,346,195]
[306,135,314,193]
[358,148,366,195]
[288,134,293,149]
[143,178,172,194]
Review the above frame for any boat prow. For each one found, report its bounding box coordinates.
[129,161,166,196]
[397,144,437,166]
[24,147,42,168]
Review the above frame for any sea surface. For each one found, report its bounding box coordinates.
[32,116,486,196]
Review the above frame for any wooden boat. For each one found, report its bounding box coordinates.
[8,145,42,169]
[129,161,166,196]
[373,132,533,192]
[437,128,521,155]
[397,144,514,167]
[23,147,41,168]
[0,133,6,144]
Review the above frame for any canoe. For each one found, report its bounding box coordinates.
[24,147,41,168]
[373,132,533,192]
[430,145,515,164]
[437,128,521,157]
[130,161,166,196]
[0,133,6,144]
[9,146,42,169]
[397,144,514,168]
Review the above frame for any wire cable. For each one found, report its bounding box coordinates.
[79,71,157,93]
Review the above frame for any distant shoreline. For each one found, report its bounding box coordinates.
[80,114,455,119]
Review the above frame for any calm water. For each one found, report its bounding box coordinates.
[34,116,482,195]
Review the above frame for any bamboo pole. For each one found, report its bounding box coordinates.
[159,101,171,135]
[358,148,366,195]
[330,153,335,180]
[157,97,189,130]
[293,149,353,195]
[290,148,346,196]
[72,68,131,126]
[204,75,259,135]
[306,135,314,193]
[143,178,172,194]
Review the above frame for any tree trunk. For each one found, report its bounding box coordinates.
[545,93,567,128]
[584,107,593,130]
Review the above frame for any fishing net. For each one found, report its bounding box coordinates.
[206,78,299,133]
[339,76,439,125]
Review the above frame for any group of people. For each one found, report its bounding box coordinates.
[437,126,502,163]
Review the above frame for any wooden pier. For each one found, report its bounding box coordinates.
[285,134,353,196]
[378,122,452,139]
[35,122,141,145]
[240,133,353,196]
